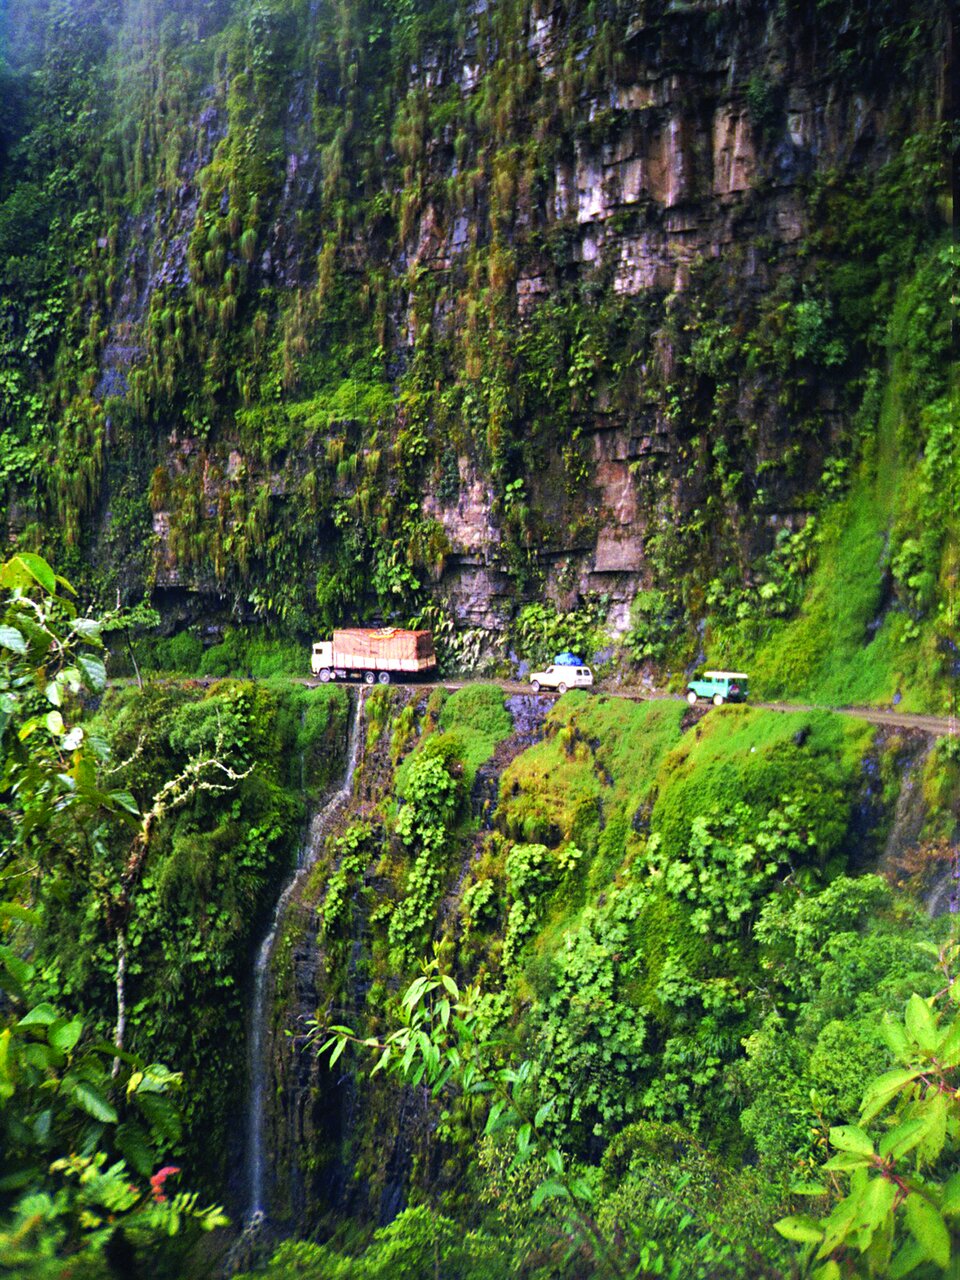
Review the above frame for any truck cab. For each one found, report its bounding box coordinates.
[311,642,334,675]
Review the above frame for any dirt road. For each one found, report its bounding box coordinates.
[388,678,960,739]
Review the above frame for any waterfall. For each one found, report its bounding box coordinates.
[244,690,364,1225]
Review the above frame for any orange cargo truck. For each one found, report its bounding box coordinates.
[311,628,437,685]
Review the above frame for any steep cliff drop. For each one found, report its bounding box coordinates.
[227,690,364,1269]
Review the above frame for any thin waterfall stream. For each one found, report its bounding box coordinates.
[244,690,364,1226]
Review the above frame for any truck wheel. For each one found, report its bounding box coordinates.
[364,671,375,685]
[713,693,724,706]
[686,690,698,705]
[531,680,541,693]
[319,668,332,684]
[378,671,391,684]
[557,682,568,694]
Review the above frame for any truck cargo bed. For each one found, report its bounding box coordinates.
[332,628,436,671]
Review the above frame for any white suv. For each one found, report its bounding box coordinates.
[529,665,594,693]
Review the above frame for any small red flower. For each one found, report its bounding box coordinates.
[149,1166,181,1203]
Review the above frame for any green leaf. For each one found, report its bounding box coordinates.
[0,692,14,740]
[915,942,941,958]
[18,554,58,594]
[71,618,101,640]
[329,1037,346,1067]
[936,1015,960,1066]
[882,1016,911,1059]
[0,944,35,995]
[371,1046,392,1076]
[18,1003,60,1028]
[859,1175,897,1235]
[818,1185,861,1257]
[0,903,39,928]
[24,1040,60,1073]
[45,709,64,736]
[917,1091,948,1164]
[830,1125,875,1157]
[888,1236,927,1279]
[860,1069,922,1123]
[775,1215,825,1244]
[531,1179,568,1210]
[0,1029,13,1100]
[904,994,938,1052]
[789,1181,829,1196]
[569,1177,593,1203]
[76,655,107,692]
[48,1018,83,1055]
[545,1147,563,1175]
[484,1101,504,1137]
[824,1150,874,1173]
[115,1122,154,1178]
[0,625,26,654]
[535,1098,555,1128]
[879,1118,926,1162]
[0,1166,34,1193]
[0,553,58,595]
[135,1090,181,1143]
[110,790,140,817]
[903,1194,950,1268]
[942,1172,960,1216]
[71,1079,118,1124]
[401,978,425,1011]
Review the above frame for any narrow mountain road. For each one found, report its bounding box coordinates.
[754,700,958,737]
[126,674,958,739]
[344,677,959,739]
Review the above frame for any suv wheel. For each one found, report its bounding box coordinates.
[712,693,724,706]
[531,680,541,693]
[557,682,568,694]
[686,690,698,705]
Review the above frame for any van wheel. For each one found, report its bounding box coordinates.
[531,680,541,693]
[319,668,332,683]
[713,693,724,706]
[378,671,391,684]
[686,690,698,705]
[557,682,568,694]
[364,671,375,685]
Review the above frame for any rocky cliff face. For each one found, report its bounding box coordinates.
[0,0,948,638]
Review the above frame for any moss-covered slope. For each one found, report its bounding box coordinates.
[264,684,950,1274]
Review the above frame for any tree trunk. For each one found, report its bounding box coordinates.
[112,925,126,1078]
[127,634,143,692]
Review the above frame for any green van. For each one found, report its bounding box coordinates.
[686,670,749,706]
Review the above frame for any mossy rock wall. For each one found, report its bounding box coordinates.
[0,0,950,652]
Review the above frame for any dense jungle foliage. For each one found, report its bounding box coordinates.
[0,0,958,1276]
[234,683,960,1279]
[4,565,960,1278]
[0,552,350,1274]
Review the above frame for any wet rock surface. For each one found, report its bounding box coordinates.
[61,1,944,631]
